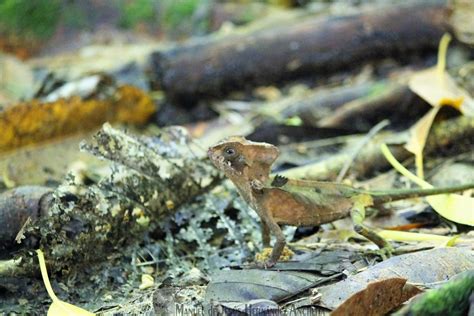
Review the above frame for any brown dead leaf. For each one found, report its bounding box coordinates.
[331,278,422,316]
[317,248,474,310]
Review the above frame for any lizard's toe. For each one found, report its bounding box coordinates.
[244,260,273,269]
[264,259,277,269]
[365,245,394,260]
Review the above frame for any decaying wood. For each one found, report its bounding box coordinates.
[280,82,379,125]
[283,115,474,180]
[260,80,428,132]
[0,186,52,248]
[0,78,155,153]
[316,83,425,131]
[0,124,220,275]
[151,2,449,102]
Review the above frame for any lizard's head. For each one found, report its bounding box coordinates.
[208,136,279,179]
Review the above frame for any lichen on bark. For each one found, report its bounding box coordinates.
[19,123,221,274]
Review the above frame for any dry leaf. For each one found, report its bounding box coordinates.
[406,34,474,178]
[408,33,473,115]
[36,249,95,316]
[409,68,472,114]
[404,106,441,178]
[378,230,464,245]
[331,278,422,316]
[139,274,155,290]
[381,144,474,226]
[317,248,474,310]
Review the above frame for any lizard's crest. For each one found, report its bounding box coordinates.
[271,175,288,187]
[208,136,279,179]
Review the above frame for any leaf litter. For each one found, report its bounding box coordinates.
[1,2,474,315]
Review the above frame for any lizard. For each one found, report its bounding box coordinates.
[207,136,474,268]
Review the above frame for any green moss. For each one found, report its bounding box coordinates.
[119,0,156,29]
[61,2,89,30]
[163,0,200,29]
[0,0,61,39]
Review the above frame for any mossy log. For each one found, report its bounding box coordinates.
[0,124,221,275]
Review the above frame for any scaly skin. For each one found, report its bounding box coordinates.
[208,136,474,268]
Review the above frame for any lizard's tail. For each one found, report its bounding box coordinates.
[369,183,474,204]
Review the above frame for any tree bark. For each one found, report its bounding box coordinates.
[151,2,449,103]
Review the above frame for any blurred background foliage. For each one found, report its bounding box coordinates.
[0,0,61,39]
[0,0,312,59]
[0,0,242,58]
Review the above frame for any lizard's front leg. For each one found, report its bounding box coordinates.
[251,180,286,267]
[263,216,286,268]
[251,179,271,247]
[350,194,393,258]
[261,220,271,247]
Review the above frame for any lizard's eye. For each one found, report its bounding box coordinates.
[224,147,236,157]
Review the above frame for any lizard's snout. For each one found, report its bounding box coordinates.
[207,148,214,159]
[207,149,218,164]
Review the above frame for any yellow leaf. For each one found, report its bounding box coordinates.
[378,230,461,244]
[406,34,474,178]
[439,97,465,111]
[36,249,95,316]
[409,68,472,113]
[445,235,461,247]
[380,144,474,226]
[48,301,96,316]
[139,274,154,290]
[404,106,441,178]
[408,34,474,115]
[425,193,474,227]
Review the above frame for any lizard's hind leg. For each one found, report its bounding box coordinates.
[350,195,393,258]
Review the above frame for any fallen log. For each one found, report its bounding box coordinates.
[282,115,474,180]
[260,80,428,132]
[316,82,425,131]
[0,76,155,153]
[0,124,221,275]
[150,2,449,103]
[0,186,52,249]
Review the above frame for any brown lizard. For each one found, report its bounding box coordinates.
[208,136,474,268]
